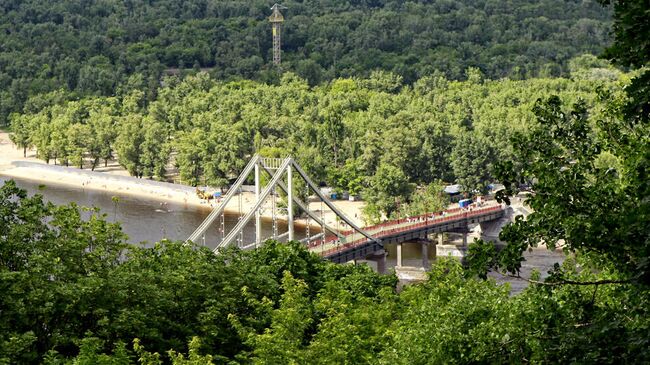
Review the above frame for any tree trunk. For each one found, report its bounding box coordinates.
[23,146,26,158]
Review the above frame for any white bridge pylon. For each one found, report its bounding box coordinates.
[187,155,378,253]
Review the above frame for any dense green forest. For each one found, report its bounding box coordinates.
[9,56,626,221]
[0,0,612,125]
[2,0,649,363]
[1,112,648,363]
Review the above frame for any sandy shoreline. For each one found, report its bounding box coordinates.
[0,132,366,229]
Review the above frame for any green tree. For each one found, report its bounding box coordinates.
[8,113,34,157]
[450,132,495,195]
[471,95,649,284]
[88,112,117,169]
[140,120,170,180]
[326,158,366,196]
[67,123,92,169]
[403,182,449,217]
[363,162,413,220]
[175,129,207,186]
[115,114,145,177]
[238,272,312,365]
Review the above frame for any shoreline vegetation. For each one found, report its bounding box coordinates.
[0,132,365,230]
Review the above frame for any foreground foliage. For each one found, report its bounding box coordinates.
[0,179,648,364]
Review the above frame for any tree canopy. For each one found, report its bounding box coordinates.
[0,0,612,125]
[11,67,626,221]
[1,179,648,364]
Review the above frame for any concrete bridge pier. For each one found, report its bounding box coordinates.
[421,241,430,269]
[435,228,471,261]
[366,249,388,274]
[396,242,403,267]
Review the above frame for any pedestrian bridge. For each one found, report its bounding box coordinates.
[310,204,504,263]
[187,155,506,265]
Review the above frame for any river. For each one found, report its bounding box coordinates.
[2,176,307,249]
[2,176,564,293]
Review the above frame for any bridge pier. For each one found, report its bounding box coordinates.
[396,242,403,267]
[421,242,430,269]
[435,228,471,262]
[366,249,387,274]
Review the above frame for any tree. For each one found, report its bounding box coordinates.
[115,114,145,177]
[465,0,650,282]
[381,259,522,364]
[174,129,206,186]
[140,120,170,180]
[0,180,127,363]
[469,93,649,282]
[326,158,365,196]
[8,113,33,157]
[203,123,248,187]
[67,123,92,169]
[450,132,495,195]
[49,111,73,166]
[363,162,413,220]
[31,113,55,163]
[402,182,449,217]
[235,272,312,365]
[88,112,117,169]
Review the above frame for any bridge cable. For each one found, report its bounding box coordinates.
[213,157,292,251]
[290,160,379,245]
[272,185,277,239]
[187,154,260,244]
[220,213,225,241]
[258,164,343,239]
[305,185,310,244]
[238,186,243,247]
[320,199,324,248]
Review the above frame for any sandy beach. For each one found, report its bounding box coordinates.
[0,132,366,229]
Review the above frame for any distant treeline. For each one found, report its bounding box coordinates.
[0,0,612,124]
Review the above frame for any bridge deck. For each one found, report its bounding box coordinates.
[307,203,505,261]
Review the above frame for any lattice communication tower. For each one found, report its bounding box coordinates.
[269,4,286,65]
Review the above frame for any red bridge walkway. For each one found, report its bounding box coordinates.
[308,203,506,263]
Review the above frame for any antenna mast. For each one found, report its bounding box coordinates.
[269,4,286,65]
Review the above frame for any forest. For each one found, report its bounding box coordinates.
[9,54,625,222]
[0,0,612,125]
[1,106,648,363]
[2,0,649,363]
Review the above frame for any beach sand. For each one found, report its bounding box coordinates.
[0,132,366,230]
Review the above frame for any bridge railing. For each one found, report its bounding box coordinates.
[315,204,504,257]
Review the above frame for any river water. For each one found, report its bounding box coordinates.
[1,176,307,249]
[2,176,564,293]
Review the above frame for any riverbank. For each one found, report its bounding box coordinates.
[0,132,366,229]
